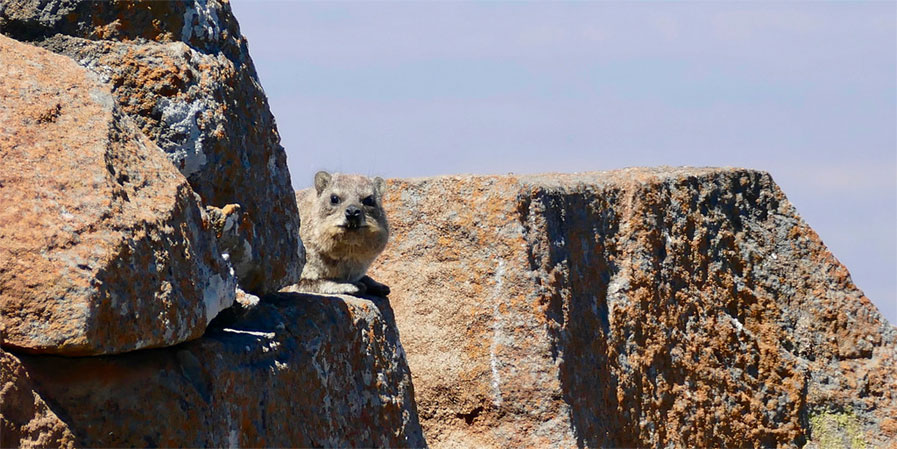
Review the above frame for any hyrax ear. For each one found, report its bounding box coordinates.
[314,171,332,195]
[374,177,386,196]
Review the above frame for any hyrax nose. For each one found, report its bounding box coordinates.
[345,206,361,219]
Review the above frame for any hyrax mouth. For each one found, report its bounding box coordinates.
[338,221,367,231]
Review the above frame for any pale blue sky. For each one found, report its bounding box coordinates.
[230,0,896,324]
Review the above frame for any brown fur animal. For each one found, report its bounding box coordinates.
[290,171,390,296]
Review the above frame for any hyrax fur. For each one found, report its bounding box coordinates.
[291,171,390,297]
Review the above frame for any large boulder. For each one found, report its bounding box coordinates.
[0,0,305,294]
[0,35,235,355]
[369,167,897,448]
[1,293,425,448]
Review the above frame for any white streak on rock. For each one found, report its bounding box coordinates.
[490,260,506,408]
[221,328,275,339]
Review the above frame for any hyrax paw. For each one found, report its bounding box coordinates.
[329,282,364,296]
[366,283,390,297]
[359,276,390,297]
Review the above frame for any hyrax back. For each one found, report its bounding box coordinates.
[291,171,390,296]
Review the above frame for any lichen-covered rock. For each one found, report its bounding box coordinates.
[369,167,897,448]
[0,35,235,355]
[2,294,425,448]
[0,0,304,294]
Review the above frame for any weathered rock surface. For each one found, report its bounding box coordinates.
[1,293,425,448]
[369,167,897,448]
[0,35,235,355]
[0,350,75,449]
[0,0,305,294]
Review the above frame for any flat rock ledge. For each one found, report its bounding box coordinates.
[1,293,426,448]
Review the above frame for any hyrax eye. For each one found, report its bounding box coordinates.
[330,194,341,204]
[362,195,375,207]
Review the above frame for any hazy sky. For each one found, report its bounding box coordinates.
[230,1,896,324]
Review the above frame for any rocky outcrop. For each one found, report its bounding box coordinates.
[0,35,235,356]
[369,168,897,448]
[0,4,423,447]
[3,2,893,447]
[1,293,425,448]
[0,0,304,294]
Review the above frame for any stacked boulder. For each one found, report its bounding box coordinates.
[0,2,424,447]
[0,0,304,294]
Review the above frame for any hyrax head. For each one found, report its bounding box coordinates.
[313,171,388,235]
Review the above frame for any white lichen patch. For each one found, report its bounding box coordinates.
[202,268,236,325]
[182,0,222,43]
[155,96,210,178]
[261,340,281,353]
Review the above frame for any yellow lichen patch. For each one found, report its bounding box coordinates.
[808,411,867,449]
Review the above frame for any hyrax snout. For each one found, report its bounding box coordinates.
[286,171,390,297]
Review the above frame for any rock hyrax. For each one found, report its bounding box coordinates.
[291,171,390,296]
